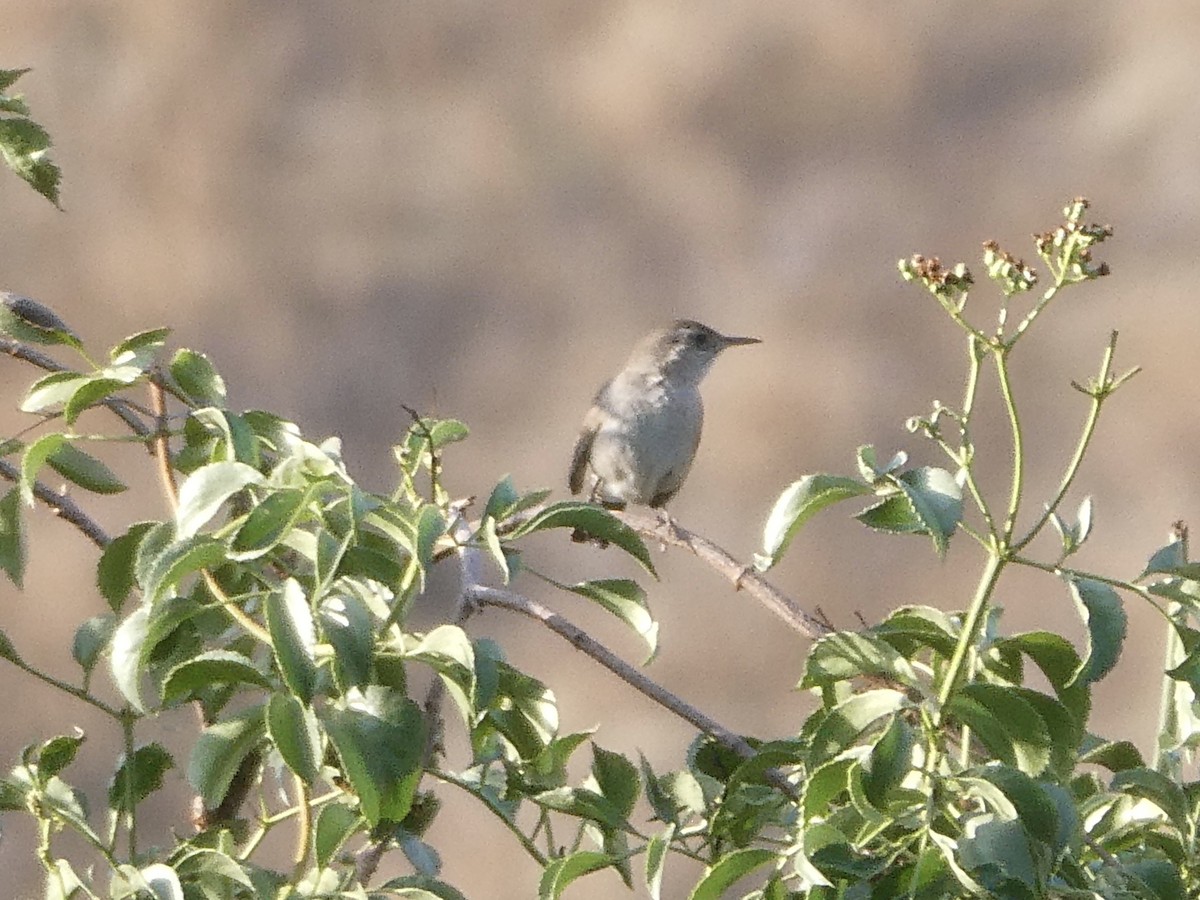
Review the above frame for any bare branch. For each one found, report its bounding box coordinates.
[0,458,110,548]
[611,507,832,639]
[470,584,799,799]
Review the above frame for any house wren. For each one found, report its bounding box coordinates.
[568,319,760,512]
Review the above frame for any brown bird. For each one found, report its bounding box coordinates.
[568,319,760,513]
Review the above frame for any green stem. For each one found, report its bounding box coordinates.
[1013,333,1118,552]
[954,335,999,540]
[429,769,549,866]
[1009,240,1073,345]
[3,655,122,719]
[995,350,1023,541]
[291,777,312,878]
[937,551,1006,712]
[122,713,137,860]
[1154,603,1187,776]
[1009,555,1170,621]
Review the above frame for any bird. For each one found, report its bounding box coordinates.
[567,319,760,522]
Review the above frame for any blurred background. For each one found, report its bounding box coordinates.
[2,2,1199,896]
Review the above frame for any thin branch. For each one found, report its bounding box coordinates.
[428,768,549,866]
[470,584,799,799]
[0,458,110,548]
[610,507,832,638]
[148,374,179,504]
[147,377,272,645]
[1012,331,1118,552]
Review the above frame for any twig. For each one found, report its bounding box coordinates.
[147,377,271,645]
[0,458,110,548]
[470,584,799,799]
[610,508,832,639]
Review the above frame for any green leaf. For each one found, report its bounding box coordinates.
[947,684,1052,776]
[644,825,674,900]
[161,650,273,705]
[170,348,226,406]
[19,432,64,506]
[0,625,22,664]
[564,579,658,661]
[321,692,424,826]
[510,501,656,575]
[37,732,84,779]
[314,801,361,869]
[428,418,469,448]
[72,614,115,679]
[802,757,853,819]
[190,408,259,467]
[267,693,322,784]
[956,817,1037,893]
[482,474,550,523]
[377,875,469,900]
[1079,739,1144,772]
[63,377,133,425]
[141,535,228,603]
[480,514,510,581]
[109,327,171,368]
[171,849,253,891]
[0,112,61,205]
[320,590,374,689]
[1066,576,1126,686]
[862,714,915,809]
[1125,859,1187,900]
[187,704,266,810]
[46,441,126,494]
[969,765,1060,846]
[229,487,310,560]
[266,579,318,703]
[592,745,640,819]
[108,743,173,814]
[97,522,157,612]
[0,293,75,345]
[1142,539,1187,578]
[19,371,87,414]
[688,848,776,900]
[175,461,264,538]
[808,689,912,767]
[0,487,25,587]
[1111,767,1188,832]
[856,445,907,480]
[414,503,446,568]
[755,475,871,571]
[110,606,151,712]
[43,859,86,900]
[539,851,614,900]
[534,786,628,830]
[872,605,960,659]
[800,631,922,693]
[858,467,962,557]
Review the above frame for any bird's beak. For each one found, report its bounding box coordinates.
[718,333,761,348]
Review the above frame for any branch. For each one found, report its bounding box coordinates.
[0,458,110,548]
[470,584,799,799]
[611,508,832,639]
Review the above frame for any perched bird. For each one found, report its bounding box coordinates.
[568,319,760,516]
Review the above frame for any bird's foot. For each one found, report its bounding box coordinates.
[653,508,684,550]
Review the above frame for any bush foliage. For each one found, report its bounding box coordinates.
[4,72,1200,900]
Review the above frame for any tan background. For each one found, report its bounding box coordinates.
[2,3,1199,897]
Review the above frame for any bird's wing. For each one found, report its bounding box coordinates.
[567,383,611,495]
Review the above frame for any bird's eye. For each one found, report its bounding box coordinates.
[692,332,709,347]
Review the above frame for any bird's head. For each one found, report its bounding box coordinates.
[631,319,760,383]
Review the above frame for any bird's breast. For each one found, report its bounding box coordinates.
[591,379,703,504]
